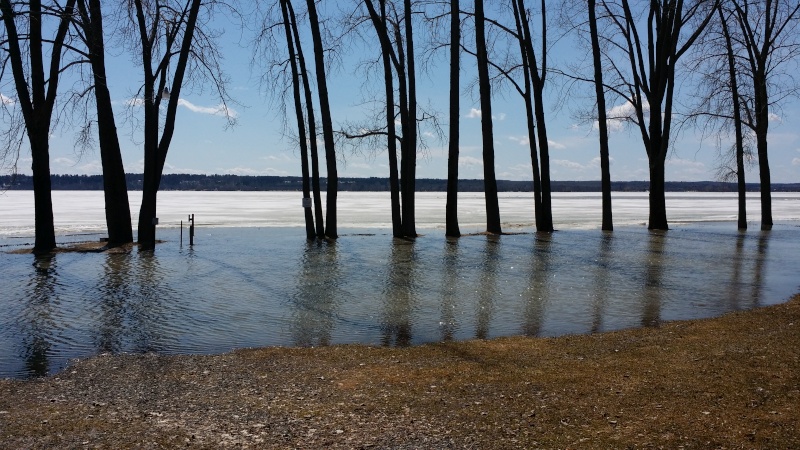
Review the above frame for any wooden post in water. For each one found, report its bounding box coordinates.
[180,220,183,246]
[189,214,195,246]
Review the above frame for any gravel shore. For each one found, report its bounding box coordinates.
[2,294,798,449]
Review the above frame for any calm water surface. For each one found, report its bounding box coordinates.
[1,192,799,379]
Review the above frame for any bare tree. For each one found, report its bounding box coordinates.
[280,0,316,239]
[363,0,403,237]
[445,0,460,237]
[688,3,752,230]
[598,0,718,230]
[588,0,612,231]
[730,0,800,230]
[719,4,747,230]
[125,0,236,249]
[0,0,77,254]
[73,0,134,246]
[457,1,553,232]
[515,0,553,232]
[287,1,326,238]
[253,0,325,237]
[340,0,438,238]
[305,0,339,239]
[474,0,501,234]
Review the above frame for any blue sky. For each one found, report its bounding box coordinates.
[5,3,800,184]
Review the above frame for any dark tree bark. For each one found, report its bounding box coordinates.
[474,0,501,234]
[717,5,747,230]
[400,0,417,238]
[602,0,718,230]
[516,0,553,232]
[364,0,403,237]
[280,0,315,239]
[445,0,461,237]
[136,0,202,249]
[730,0,800,230]
[75,0,133,246]
[285,0,325,237]
[305,0,338,239]
[511,0,543,231]
[1,0,76,254]
[588,0,613,231]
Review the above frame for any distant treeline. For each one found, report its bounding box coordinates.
[2,174,798,192]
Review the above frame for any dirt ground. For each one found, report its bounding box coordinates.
[2,294,798,449]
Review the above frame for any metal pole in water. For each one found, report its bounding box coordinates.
[180,220,183,246]
[189,214,195,246]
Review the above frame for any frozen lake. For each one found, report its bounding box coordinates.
[1,191,799,237]
[1,191,799,379]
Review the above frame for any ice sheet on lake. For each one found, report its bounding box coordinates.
[1,191,798,237]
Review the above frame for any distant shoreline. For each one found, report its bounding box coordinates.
[2,173,799,192]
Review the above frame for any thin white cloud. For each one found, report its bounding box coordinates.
[465,108,506,120]
[1,93,15,105]
[466,108,482,119]
[459,156,483,167]
[53,157,76,166]
[349,163,372,170]
[509,136,566,150]
[263,153,293,162]
[599,100,650,132]
[769,113,781,122]
[792,157,800,166]
[552,159,585,170]
[509,136,529,146]
[124,96,238,120]
[667,158,705,170]
[178,99,238,119]
[222,167,289,176]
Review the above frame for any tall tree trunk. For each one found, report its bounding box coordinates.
[394,20,413,237]
[79,0,133,246]
[648,154,669,230]
[445,0,461,237]
[588,0,613,231]
[364,0,402,236]
[286,0,324,237]
[511,0,543,230]
[29,134,56,253]
[718,5,746,230]
[401,0,417,237]
[136,0,202,249]
[474,0,501,234]
[518,0,553,232]
[306,0,338,239]
[280,0,315,239]
[754,73,772,230]
[0,0,75,254]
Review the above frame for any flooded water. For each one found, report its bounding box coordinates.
[1,191,799,379]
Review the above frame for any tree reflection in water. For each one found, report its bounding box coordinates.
[475,235,500,339]
[439,238,460,341]
[381,238,417,347]
[642,231,666,328]
[522,233,552,337]
[22,254,59,376]
[0,224,793,379]
[95,252,133,353]
[591,231,615,333]
[290,240,340,347]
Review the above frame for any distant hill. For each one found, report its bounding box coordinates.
[2,174,798,192]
